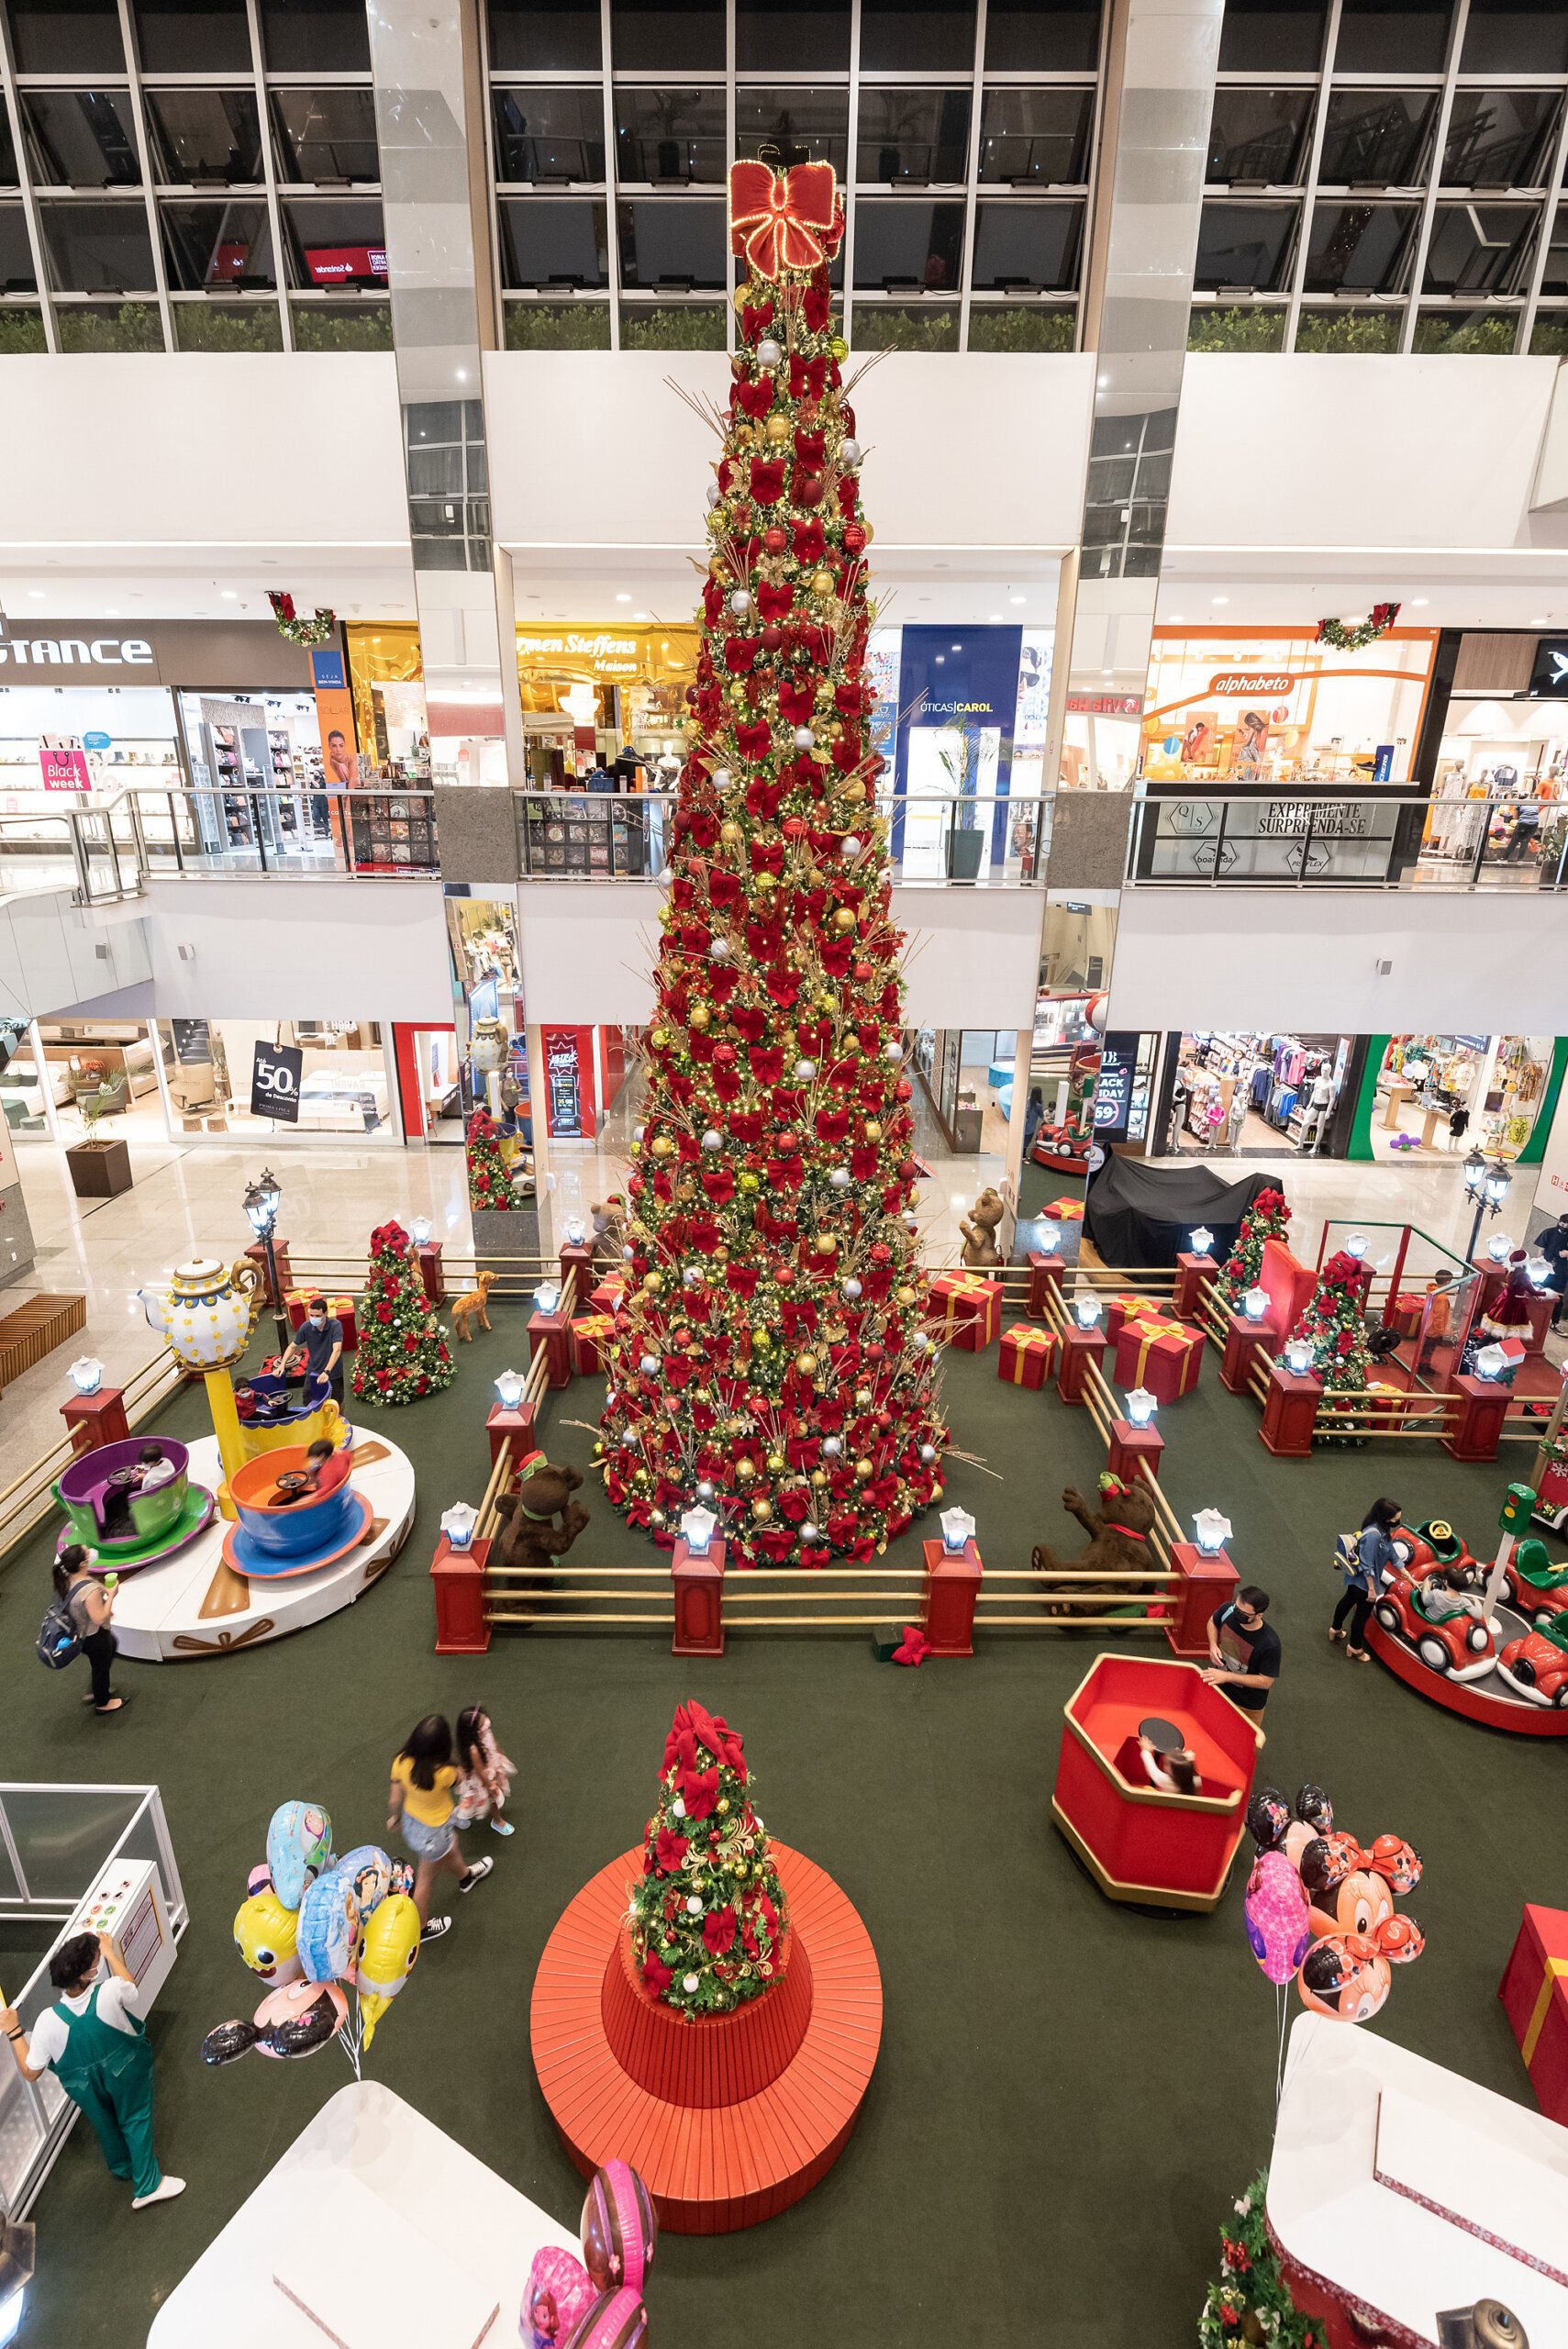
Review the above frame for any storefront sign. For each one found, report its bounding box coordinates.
[1207,673,1297,697]
[6,637,152,670]
[306,246,388,284]
[39,745,89,790]
[250,1041,304,1124]
[1065,693,1143,717]
[544,1029,584,1139]
[1091,1031,1139,1140]
[1529,638,1568,697]
[0,621,310,692]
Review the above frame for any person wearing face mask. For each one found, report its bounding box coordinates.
[279,1296,344,1403]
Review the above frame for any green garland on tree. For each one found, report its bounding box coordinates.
[350,1220,454,1406]
[1212,1186,1292,1319]
[629,1701,788,2021]
[1288,1249,1373,1441]
[1199,2175,1325,2348]
[1315,601,1398,651]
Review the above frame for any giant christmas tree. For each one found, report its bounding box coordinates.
[597,161,948,1568]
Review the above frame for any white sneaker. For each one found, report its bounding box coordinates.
[133,2176,185,2210]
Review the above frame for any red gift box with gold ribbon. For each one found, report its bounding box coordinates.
[590,1275,626,1314]
[1112,1315,1202,1402]
[997,1324,1058,1389]
[284,1289,358,1353]
[570,1313,616,1376]
[1498,1902,1568,2125]
[1105,1293,1168,1347]
[929,1271,1002,1352]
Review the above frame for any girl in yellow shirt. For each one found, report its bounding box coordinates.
[386,1713,493,1943]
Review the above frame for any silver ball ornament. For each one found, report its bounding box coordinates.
[710,938,731,963]
[841,1277,862,1300]
[801,1520,820,1542]
[823,1436,842,1457]
[829,1166,851,1188]
[640,1353,661,1376]
[795,1058,817,1081]
[920,1443,937,1463]
[701,1129,723,1152]
[728,588,753,617]
[840,439,862,466]
[756,338,783,368]
[793,726,816,751]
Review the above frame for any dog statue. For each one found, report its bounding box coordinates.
[959,1186,1006,1269]
[1031,1473,1160,1620]
[493,1454,590,1586]
[590,1197,626,1271]
[450,1267,497,1342]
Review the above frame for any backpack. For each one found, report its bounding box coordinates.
[38,1593,83,1670]
[1333,1531,1361,1579]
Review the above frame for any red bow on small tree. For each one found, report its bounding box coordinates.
[728,161,844,281]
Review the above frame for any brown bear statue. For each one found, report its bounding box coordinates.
[1030,1472,1160,1620]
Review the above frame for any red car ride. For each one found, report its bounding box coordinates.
[1503,1537,1568,1629]
[1373,1566,1497,1681]
[1496,1622,1568,1709]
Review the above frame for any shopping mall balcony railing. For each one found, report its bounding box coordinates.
[1123,794,1568,892]
[0,784,1053,904]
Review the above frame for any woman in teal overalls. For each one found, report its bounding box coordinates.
[2,1930,183,2210]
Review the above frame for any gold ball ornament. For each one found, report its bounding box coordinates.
[765,1451,785,1474]
[810,1468,828,1487]
[732,284,751,312]
[895,1285,917,1308]
[814,1233,837,1257]
[641,1270,662,1291]
[864,1120,883,1142]
[719,820,743,845]
[651,1508,667,1529]
[633,1466,650,1485]
[795,1350,818,1376]
[751,1497,773,1523]
[651,1027,672,1050]
[764,413,789,445]
[855,1458,873,1479]
[751,1326,773,1350]
[811,569,834,596]
[657,904,673,925]
[689,1004,711,1031]
[831,907,856,933]
[650,1134,674,1159]
[842,781,867,804]
[736,1458,757,1483]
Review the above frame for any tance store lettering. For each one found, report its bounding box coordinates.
[0,637,153,667]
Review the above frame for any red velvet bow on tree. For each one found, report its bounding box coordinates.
[728,160,845,280]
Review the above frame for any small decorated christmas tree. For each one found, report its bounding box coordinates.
[1287,1249,1371,1394]
[1199,2175,1325,2349]
[465,1108,523,1214]
[1212,1185,1292,1319]
[628,1701,787,2019]
[351,1220,454,1406]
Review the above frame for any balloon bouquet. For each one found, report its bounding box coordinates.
[1242,1782,1424,2087]
[201,1799,422,2074]
[524,2160,658,2349]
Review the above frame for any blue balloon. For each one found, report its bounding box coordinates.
[335,1844,393,1920]
[266,1800,334,1911]
[296,1866,360,1984]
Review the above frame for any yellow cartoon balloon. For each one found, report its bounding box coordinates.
[353,1892,419,2046]
[233,1890,304,1986]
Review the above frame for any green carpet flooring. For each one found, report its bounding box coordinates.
[2,1297,1563,2348]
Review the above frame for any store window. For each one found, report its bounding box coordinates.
[1206,91,1315,185]
[161,200,276,290]
[857,90,972,185]
[491,90,606,184]
[1195,201,1298,291]
[133,0,253,72]
[1140,628,1438,791]
[853,200,965,292]
[608,0,724,71]
[487,0,601,71]
[447,896,532,1197]
[281,199,385,290]
[33,1021,167,1147]
[736,0,850,71]
[984,0,1100,72]
[9,0,125,72]
[38,203,158,295]
[614,88,727,184]
[177,691,337,867]
[1173,1031,1350,1157]
[734,89,850,176]
[977,90,1095,187]
[158,1019,395,1141]
[1333,0,1452,72]
[1441,92,1562,186]
[259,0,372,72]
[23,94,141,189]
[971,202,1084,292]
[1373,1034,1559,1163]
[145,93,265,188]
[498,198,609,286]
[271,91,381,185]
[1218,0,1329,72]
[1316,94,1437,188]
[616,198,727,288]
[860,0,975,72]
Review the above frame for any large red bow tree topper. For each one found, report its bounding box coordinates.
[728,160,845,281]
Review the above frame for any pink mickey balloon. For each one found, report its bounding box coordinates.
[1244,1850,1312,1986]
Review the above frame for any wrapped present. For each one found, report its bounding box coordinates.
[1388,1291,1425,1340]
[1105,1293,1169,1346]
[998,1324,1058,1389]
[1044,1197,1084,1221]
[571,1313,616,1376]
[1362,1379,1407,1429]
[590,1274,627,1314]
[284,1290,358,1353]
[929,1271,1002,1352]
[1113,1316,1202,1403]
[1498,1902,1568,2126]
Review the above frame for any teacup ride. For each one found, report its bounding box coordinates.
[221,1445,372,1581]
[54,1437,215,1573]
[234,1370,348,1464]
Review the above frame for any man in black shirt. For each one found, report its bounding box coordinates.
[280,1296,344,1403]
[1204,1585,1280,1725]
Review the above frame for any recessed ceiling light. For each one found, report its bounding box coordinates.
[1166,614,1184,622]
[935,655,945,663]
[221,590,238,599]
[632,610,648,619]
[1009,595,1026,605]
[987,613,1002,623]
[1411,598,1429,607]
[28,590,43,598]
[616,594,630,602]
[1212,596,1229,605]
[951,642,961,651]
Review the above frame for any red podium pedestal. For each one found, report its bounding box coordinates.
[922,1536,981,1656]
[1163,1542,1239,1661]
[672,1535,725,1656]
[432,1531,491,1654]
[60,1386,130,1455]
[1522,1289,1554,1357]
[558,1240,594,1314]
[486,1401,538,1481]
[1470,1259,1507,1320]
[528,1310,573,1389]
[1259,1363,1321,1458]
[1106,1416,1164,1486]
[1027,1251,1064,1321]
[1219,1311,1275,1397]
[1057,1323,1106,1405]
[1441,1373,1508,1462]
[1173,1251,1217,1323]
[416,1240,445,1306]
[243,1237,292,1307]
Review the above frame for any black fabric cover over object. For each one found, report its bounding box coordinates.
[1084,1159,1273,1270]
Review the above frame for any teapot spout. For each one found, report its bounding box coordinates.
[138,1285,170,1337]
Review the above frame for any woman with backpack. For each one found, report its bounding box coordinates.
[45,1545,125,1715]
[1330,1498,1403,1663]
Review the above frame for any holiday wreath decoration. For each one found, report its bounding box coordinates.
[268,590,338,649]
[1314,602,1399,651]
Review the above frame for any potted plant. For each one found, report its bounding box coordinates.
[938,727,985,882]
[65,1078,133,1199]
